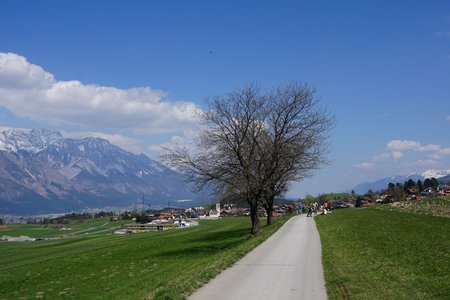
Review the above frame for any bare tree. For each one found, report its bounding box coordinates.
[258,83,334,224]
[163,83,334,234]
[163,85,266,234]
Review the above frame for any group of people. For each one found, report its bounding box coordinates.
[298,201,329,217]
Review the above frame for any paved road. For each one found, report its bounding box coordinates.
[189,215,327,300]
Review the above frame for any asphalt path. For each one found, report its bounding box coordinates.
[189,214,327,300]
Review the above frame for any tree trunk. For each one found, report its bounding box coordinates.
[250,203,260,235]
[263,195,275,226]
[265,205,274,226]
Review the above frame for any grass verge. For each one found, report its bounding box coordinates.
[315,207,450,299]
[0,216,290,300]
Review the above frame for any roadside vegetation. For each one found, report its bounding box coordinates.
[378,196,450,218]
[0,216,290,299]
[315,205,450,299]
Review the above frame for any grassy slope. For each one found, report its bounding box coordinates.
[379,196,450,218]
[315,208,450,299]
[0,216,290,300]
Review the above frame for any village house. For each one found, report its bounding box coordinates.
[437,185,450,195]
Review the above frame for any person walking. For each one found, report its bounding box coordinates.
[307,205,313,217]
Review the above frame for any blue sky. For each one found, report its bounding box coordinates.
[0,0,449,197]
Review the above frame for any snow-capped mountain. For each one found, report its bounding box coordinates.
[420,169,450,179]
[351,169,450,194]
[0,128,202,215]
[0,128,65,153]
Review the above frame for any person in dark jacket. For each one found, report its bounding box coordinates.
[306,205,313,217]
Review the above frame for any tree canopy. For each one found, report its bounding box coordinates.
[163,83,334,234]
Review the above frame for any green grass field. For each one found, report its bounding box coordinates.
[0,216,290,300]
[316,207,450,299]
[0,217,128,239]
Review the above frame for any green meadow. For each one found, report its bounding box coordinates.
[1,217,128,238]
[0,216,290,300]
[316,202,450,299]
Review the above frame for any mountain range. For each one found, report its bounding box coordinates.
[0,128,203,215]
[351,169,450,194]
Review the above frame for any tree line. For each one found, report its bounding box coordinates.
[363,177,442,203]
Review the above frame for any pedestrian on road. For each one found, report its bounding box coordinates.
[307,205,313,217]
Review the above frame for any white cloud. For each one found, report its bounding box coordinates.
[438,147,450,156]
[386,140,441,153]
[0,52,201,133]
[0,53,54,89]
[417,144,440,152]
[373,153,391,161]
[428,154,441,160]
[359,139,449,172]
[372,151,402,161]
[147,128,200,159]
[386,140,420,151]
[391,151,403,159]
[353,162,375,170]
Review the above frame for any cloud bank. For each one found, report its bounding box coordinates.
[0,52,200,133]
[386,140,420,151]
[354,139,450,170]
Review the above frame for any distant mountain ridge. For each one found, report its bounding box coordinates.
[0,128,202,215]
[351,169,450,194]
